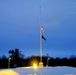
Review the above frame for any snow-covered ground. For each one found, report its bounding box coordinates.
[0,66,76,75]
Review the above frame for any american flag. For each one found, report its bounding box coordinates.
[41,26,44,32]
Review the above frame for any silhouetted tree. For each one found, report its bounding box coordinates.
[69,56,76,67]
[0,55,8,68]
[0,49,76,68]
[1,55,7,59]
[8,48,25,67]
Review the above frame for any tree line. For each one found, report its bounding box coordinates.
[0,48,76,68]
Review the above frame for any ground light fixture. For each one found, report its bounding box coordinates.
[33,63,38,69]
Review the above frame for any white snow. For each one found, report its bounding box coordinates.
[0,66,76,75]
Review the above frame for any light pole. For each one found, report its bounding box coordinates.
[8,57,11,68]
[47,58,50,67]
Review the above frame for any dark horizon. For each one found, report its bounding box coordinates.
[0,48,75,59]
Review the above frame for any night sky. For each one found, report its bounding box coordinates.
[0,0,76,58]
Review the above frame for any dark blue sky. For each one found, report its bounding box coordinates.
[0,0,76,58]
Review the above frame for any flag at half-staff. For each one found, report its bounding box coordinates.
[41,26,46,40]
[41,26,44,32]
[42,35,46,40]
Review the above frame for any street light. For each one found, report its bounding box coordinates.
[47,58,50,67]
[8,57,11,68]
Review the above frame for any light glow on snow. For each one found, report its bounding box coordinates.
[22,67,31,68]
[0,70,19,75]
[0,67,76,75]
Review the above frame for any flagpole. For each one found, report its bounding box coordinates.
[39,5,43,67]
[40,21,42,63]
[40,6,42,62]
